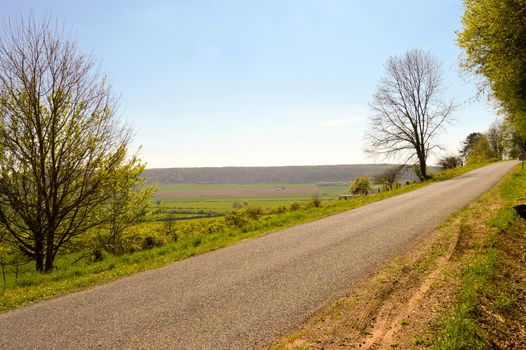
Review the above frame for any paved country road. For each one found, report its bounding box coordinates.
[0,161,518,350]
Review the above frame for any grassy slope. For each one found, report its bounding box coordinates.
[0,162,492,313]
[433,165,526,349]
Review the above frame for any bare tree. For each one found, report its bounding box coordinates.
[374,165,405,190]
[0,17,144,272]
[365,49,455,180]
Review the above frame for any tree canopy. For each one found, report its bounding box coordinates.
[457,0,526,130]
[0,17,151,272]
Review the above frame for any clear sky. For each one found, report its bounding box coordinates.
[3,0,498,168]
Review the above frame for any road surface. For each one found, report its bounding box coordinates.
[0,161,518,349]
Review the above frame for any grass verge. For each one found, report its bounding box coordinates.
[433,166,526,349]
[0,161,494,313]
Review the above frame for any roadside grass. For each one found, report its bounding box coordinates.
[270,162,514,350]
[434,166,526,349]
[0,161,494,313]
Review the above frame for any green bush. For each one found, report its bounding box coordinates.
[289,202,301,211]
[349,177,372,195]
[271,206,288,214]
[225,210,252,228]
[245,206,263,220]
[439,155,463,169]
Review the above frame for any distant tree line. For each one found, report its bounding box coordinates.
[439,119,522,170]
[142,164,430,185]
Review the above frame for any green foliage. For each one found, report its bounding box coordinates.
[0,18,144,272]
[349,177,372,196]
[461,132,483,160]
[289,202,301,211]
[467,135,493,164]
[102,155,156,255]
[439,156,463,170]
[458,0,526,132]
[224,210,252,228]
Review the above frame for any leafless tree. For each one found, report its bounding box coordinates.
[373,165,405,190]
[0,17,141,272]
[365,49,455,180]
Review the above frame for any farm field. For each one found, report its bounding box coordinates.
[152,182,350,213]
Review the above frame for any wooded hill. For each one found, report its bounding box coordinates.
[143,164,437,184]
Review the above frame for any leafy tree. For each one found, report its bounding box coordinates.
[510,127,526,160]
[0,17,145,272]
[460,132,483,161]
[439,156,463,169]
[467,135,493,164]
[486,119,511,160]
[457,0,526,132]
[104,155,155,254]
[365,49,455,181]
[349,177,372,196]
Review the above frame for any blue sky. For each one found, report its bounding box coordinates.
[3,1,497,168]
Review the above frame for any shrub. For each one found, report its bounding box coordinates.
[272,206,288,214]
[142,235,161,250]
[289,202,301,211]
[225,210,252,228]
[245,206,263,220]
[91,248,105,262]
[349,177,372,195]
[311,193,322,208]
[439,155,463,169]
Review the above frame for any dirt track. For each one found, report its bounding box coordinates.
[0,161,518,350]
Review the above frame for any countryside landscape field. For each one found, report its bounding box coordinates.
[1,1,526,349]
[146,164,430,217]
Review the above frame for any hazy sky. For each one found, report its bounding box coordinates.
[3,1,497,168]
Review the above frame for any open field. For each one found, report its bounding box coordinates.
[152,182,349,212]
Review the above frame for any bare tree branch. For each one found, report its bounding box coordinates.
[364,49,455,180]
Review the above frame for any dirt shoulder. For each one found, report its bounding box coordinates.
[270,166,526,350]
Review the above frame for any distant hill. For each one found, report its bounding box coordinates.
[143,164,438,184]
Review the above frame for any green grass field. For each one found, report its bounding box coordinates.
[152,182,349,212]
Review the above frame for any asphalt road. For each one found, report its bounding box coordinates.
[0,161,518,350]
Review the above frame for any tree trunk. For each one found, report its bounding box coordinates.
[44,230,55,272]
[35,237,44,272]
[416,147,428,181]
[419,159,427,180]
[35,252,44,272]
